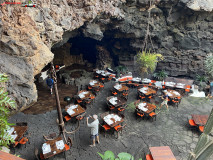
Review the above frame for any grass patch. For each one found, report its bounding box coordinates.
[126,102,135,112]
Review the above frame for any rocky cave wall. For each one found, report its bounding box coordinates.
[0,0,212,110]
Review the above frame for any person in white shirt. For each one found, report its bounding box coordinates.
[87,115,100,147]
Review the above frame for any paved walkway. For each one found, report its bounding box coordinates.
[9,81,213,160]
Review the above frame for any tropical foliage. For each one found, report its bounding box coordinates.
[153,70,168,81]
[205,55,213,79]
[136,50,163,74]
[97,150,142,160]
[0,73,16,149]
[196,74,208,83]
[115,65,127,78]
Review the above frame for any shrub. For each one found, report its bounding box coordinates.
[97,150,142,160]
[0,73,16,149]
[153,70,168,81]
[205,55,213,79]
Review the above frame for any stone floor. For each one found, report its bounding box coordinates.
[22,82,78,114]
[9,81,213,160]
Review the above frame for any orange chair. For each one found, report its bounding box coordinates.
[102,124,111,137]
[103,124,111,131]
[88,86,92,90]
[64,115,72,121]
[188,119,197,126]
[151,80,156,83]
[186,85,191,89]
[118,107,125,112]
[137,112,144,117]
[40,153,45,160]
[185,89,190,92]
[90,96,95,99]
[19,137,28,145]
[149,112,156,121]
[77,99,82,103]
[149,83,152,86]
[65,144,70,151]
[148,96,152,99]
[162,86,165,89]
[139,95,145,100]
[108,77,112,81]
[112,91,118,95]
[146,154,153,160]
[100,85,104,88]
[114,125,121,131]
[101,78,105,81]
[199,126,204,132]
[95,75,99,78]
[109,105,115,110]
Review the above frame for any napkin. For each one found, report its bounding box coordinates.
[56,140,65,150]
[42,143,51,154]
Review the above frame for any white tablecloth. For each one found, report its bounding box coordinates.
[114,84,122,90]
[165,82,176,87]
[132,77,141,82]
[142,78,151,83]
[138,103,148,112]
[96,70,104,74]
[89,80,97,86]
[109,97,118,105]
[78,91,89,99]
[176,83,185,88]
[56,140,65,150]
[42,143,51,154]
[7,127,17,140]
[139,87,148,93]
[104,114,121,126]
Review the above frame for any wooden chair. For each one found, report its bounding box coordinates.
[19,137,29,148]
[149,112,156,121]
[146,154,153,160]
[114,124,127,138]
[112,90,118,96]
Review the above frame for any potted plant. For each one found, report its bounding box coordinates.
[153,70,168,81]
[136,50,163,78]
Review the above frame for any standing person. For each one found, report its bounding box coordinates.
[86,115,100,147]
[46,76,54,94]
[159,91,169,110]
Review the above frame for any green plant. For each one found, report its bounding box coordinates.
[136,50,163,74]
[97,150,142,160]
[153,70,168,81]
[0,73,16,149]
[196,74,208,83]
[205,55,213,79]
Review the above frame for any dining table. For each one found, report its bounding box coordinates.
[107,96,127,108]
[149,146,176,160]
[7,125,28,143]
[77,90,95,100]
[89,80,103,88]
[65,104,86,117]
[136,102,156,114]
[113,84,129,92]
[191,114,209,126]
[42,137,67,159]
[103,113,124,127]
[163,89,181,99]
[138,86,157,96]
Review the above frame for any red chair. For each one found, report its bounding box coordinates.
[199,126,204,132]
[146,154,153,160]
[100,85,104,88]
[19,137,28,145]
[151,80,156,83]
[188,119,197,126]
[139,95,146,100]
[114,124,126,138]
[64,115,72,121]
[137,112,144,117]
[148,83,152,86]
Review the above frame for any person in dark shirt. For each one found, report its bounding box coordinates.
[46,76,54,94]
[159,91,169,110]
